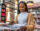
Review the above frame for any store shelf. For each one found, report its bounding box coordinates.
[28,2,40,25]
[28,2,40,9]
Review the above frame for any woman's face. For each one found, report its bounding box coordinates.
[19,3,26,12]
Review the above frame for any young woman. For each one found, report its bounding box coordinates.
[0,1,34,31]
[14,1,34,31]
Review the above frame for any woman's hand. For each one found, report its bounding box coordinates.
[27,25,34,31]
[27,25,34,28]
[0,24,2,26]
[20,26,27,31]
[9,20,14,25]
[20,26,26,29]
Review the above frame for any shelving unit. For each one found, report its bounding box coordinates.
[5,0,15,23]
[28,2,40,25]
[0,0,15,23]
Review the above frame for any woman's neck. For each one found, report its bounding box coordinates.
[21,11,26,13]
[20,12,27,14]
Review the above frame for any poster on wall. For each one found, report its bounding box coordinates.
[1,4,6,23]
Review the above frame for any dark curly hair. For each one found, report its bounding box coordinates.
[18,1,28,14]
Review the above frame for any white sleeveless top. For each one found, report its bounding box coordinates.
[18,12,28,25]
[6,12,28,28]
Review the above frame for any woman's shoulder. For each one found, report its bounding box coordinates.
[28,13,34,18]
[16,14,19,18]
[28,13,32,16]
[17,13,32,16]
[17,14,19,16]
[26,13,32,19]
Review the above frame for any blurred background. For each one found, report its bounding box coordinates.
[0,0,40,25]
[0,0,40,31]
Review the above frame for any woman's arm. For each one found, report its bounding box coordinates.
[0,20,14,26]
[9,20,14,25]
[27,13,35,31]
[14,14,19,24]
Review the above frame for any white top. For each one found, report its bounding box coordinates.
[18,12,28,25]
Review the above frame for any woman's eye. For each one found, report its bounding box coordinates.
[19,6,24,8]
[22,7,24,8]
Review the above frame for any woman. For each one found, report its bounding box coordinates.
[0,1,34,31]
[14,1,34,31]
